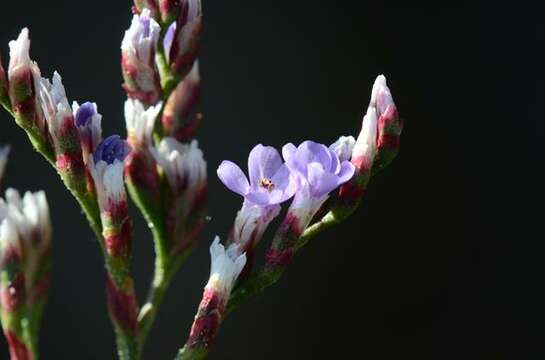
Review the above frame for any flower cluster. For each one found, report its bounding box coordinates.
[0,188,51,360]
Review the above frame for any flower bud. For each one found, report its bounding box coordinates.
[371,75,403,173]
[124,99,162,204]
[73,101,102,165]
[7,28,47,139]
[165,0,202,78]
[151,137,206,252]
[89,136,132,258]
[151,137,206,201]
[162,62,201,141]
[185,237,246,350]
[122,9,162,106]
[125,98,161,147]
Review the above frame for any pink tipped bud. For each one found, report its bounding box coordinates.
[7,28,47,138]
[167,0,202,78]
[38,72,80,156]
[369,75,402,172]
[121,9,162,106]
[162,62,201,141]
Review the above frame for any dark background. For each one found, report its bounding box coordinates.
[0,1,541,359]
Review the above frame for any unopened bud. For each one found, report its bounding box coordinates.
[165,0,202,78]
[162,62,201,141]
[122,9,162,106]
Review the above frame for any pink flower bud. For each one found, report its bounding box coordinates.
[121,9,162,106]
[7,28,47,138]
[162,62,201,141]
[166,0,202,77]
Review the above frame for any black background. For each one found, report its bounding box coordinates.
[0,1,541,359]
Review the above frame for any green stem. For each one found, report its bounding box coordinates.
[174,346,209,360]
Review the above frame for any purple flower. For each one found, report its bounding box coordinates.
[217,144,297,206]
[93,135,130,165]
[282,140,355,197]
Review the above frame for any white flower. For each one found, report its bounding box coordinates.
[121,9,160,67]
[8,28,31,77]
[352,106,378,162]
[206,236,246,297]
[370,74,395,117]
[88,158,126,212]
[0,216,21,256]
[38,71,73,148]
[352,75,389,163]
[151,137,206,200]
[0,188,51,253]
[124,98,162,145]
[329,135,356,162]
[0,146,10,182]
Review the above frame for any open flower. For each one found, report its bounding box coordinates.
[329,135,355,162]
[282,140,355,198]
[121,8,161,105]
[217,144,297,206]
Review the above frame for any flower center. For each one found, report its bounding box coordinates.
[259,177,275,191]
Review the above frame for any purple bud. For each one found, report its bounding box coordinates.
[74,101,96,127]
[93,135,130,165]
[163,22,176,59]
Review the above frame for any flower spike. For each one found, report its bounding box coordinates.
[0,188,52,360]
